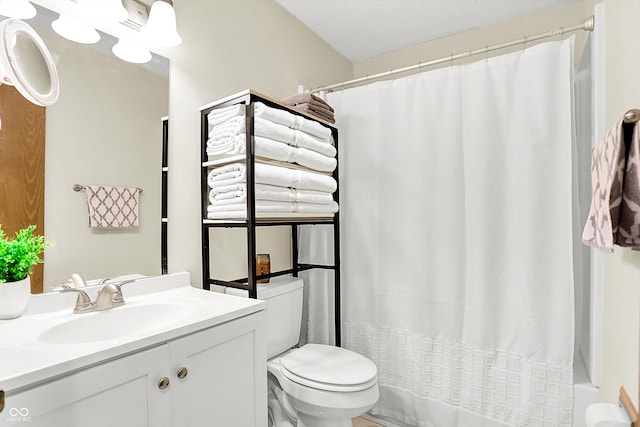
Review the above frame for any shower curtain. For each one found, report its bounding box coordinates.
[302,37,576,427]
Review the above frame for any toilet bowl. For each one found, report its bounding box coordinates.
[268,344,379,426]
[226,277,379,427]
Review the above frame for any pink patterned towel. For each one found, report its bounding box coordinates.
[582,118,640,252]
[618,122,640,247]
[85,186,140,229]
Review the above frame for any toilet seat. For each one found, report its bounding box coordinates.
[280,344,377,392]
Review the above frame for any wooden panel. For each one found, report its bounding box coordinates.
[620,386,639,427]
[0,85,46,293]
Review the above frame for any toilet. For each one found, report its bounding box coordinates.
[227,276,379,427]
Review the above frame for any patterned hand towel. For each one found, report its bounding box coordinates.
[582,118,626,252]
[617,122,640,247]
[85,186,140,229]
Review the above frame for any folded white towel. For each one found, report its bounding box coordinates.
[207,200,339,219]
[254,136,336,172]
[207,162,337,193]
[254,118,336,158]
[256,183,334,204]
[208,134,336,172]
[254,102,332,142]
[209,117,336,158]
[207,104,244,127]
[209,183,335,206]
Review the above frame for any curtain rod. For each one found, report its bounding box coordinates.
[310,15,594,93]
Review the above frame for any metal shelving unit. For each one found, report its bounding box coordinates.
[199,90,341,345]
[161,116,169,274]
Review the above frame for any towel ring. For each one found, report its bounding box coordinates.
[624,109,640,123]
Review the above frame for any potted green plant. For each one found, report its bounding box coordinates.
[0,225,49,319]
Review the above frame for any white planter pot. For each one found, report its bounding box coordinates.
[0,276,31,319]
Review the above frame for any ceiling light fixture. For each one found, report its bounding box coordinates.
[80,0,129,24]
[0,0,36,19]
[112,38,151,64]
[141,0,181,47]
[51,14,100,44]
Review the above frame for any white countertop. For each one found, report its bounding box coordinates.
[0,272,265,394]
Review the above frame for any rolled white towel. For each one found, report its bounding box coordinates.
[207,163,245,188]
[208,115,245,138]
[210,182,244,195]
[207,104,244,126]
[209,189,244,204]
[206,132,240,155]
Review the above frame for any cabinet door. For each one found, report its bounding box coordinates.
[170,312,267,427]
[4,346,171,427]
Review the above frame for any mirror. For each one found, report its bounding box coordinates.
[0,6,169,292]
[0,18,58,106]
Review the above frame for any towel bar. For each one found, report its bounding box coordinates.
[73,184,143,193]
[624,109,640,123]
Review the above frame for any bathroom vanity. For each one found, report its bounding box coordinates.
[0,273,267,426]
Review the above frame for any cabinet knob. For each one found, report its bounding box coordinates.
[158,377,170,390]
[177,367,188,379]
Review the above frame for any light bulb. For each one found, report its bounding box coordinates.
[51,15,100,44]
[0,0,36,19]
[79,0,128,24]
[141,0,181,47]
[112,39,151,64]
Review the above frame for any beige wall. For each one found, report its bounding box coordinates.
[163,0,351,288]
[42,30,168,289]
[599,0,640,408]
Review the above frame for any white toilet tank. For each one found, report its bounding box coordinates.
[225,276,303,359]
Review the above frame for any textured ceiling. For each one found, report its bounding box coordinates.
[275,0,575,62]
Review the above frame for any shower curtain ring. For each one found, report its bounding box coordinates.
[523,36,527,52]
[449,53,454,67]
[485,46,489,60]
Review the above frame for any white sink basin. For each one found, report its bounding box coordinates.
[38,302,193,344]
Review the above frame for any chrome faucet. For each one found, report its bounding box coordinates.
[54,274,135,313]
[58,287,94,313]
[94,280,134,311]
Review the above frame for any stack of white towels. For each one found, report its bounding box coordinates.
[206,102,338,219]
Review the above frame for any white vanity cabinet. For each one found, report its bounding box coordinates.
[5,311,266,427]
[6,345,171,427]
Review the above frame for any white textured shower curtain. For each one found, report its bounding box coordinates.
[304,38,576,427]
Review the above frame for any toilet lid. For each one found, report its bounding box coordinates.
[280,344,377,391]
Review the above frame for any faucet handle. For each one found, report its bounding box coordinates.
[58,288,94,313]
[97,276,116,285]
[68,273,88,288]
[51,283,72,292]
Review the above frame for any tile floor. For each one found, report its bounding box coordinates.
[352,416,385,427]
